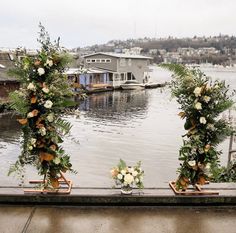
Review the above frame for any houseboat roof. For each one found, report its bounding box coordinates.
[84,52,153,60]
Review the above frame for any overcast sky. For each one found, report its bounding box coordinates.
[1,0,235,49]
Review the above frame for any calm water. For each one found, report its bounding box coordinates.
[0,66,235,187]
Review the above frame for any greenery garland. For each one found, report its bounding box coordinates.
[161,64,235,190]
[8,24,75,189]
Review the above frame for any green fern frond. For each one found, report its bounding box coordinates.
[9,91,29,115]
[159,63,189,77]
[54,118,72,135]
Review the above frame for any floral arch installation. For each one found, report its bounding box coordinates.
[161,64,235,195]
[9,24,76,194]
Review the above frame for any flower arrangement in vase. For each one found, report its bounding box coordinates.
[111,159,144,194]
[161,64,235,194]
[8,24,76,193]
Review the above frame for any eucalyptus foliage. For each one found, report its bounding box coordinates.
[8,24,75,189]
[160,63,235,190]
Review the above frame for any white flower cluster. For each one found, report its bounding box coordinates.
[28,138,37,151]
[193,87,211,125]
[44,100,53,109]
[111,162,144,188]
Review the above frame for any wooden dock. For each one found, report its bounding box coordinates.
[0,183,236,206]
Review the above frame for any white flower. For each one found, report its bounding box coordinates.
[37,67,45,76]
[121,170,126,175]
[194,87,202,97]
[53,157,61,165]
[27,83,36,91]
[188,160,196,167]
[46,59,53,67]
[42,87,49,94]
[124,174,134,185]
[200,117,207,124]
[27,112,34,118]
[203,96,211,103]
[195,102,202,110]
[44,100,53,109]
[214,84,219,89]
[31,138,37,146]
[205,163,211,170]
[117,174,123,180]
[132,171,138,177]
[206,123,215,131]
[135,178,139,183]
[39,127,46,136]
[128,167,134,173]
[47,113,54,122]
[28,146,33,151]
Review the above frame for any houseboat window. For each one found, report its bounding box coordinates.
[120,73,125,81]
[101,59,106,63]
[91,59,96,63]
[105,59,111,63]
[86,59,91,63]
[95,59,101,63]
[109,73,113,81]
[90,75,93,83]
[127,72,132,80]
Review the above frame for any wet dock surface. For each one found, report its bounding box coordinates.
[1,205,236,233]
[0,183,236,232]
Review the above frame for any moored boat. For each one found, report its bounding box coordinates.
[120,80,145,90]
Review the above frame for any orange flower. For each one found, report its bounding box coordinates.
[197,176,206,185]
[34,60,41,66]
[32,109,39,117]
[111,168,119,177]
[31,96,37,104]
[39,152,54,162]
[17,118,28,125]
[50,144,57,151]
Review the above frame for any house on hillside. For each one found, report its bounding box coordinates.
[0,52,19,99]
[83,52,152,88]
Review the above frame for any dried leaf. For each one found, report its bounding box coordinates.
[32,109,39,117]
[178,111,186,119]
[31,96,37,104]
[50,178,60,188]
[40,152,54,162]
[17,118,28,125]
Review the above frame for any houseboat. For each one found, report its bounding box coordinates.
[0,52,19,100]
[65,67,113,93]
[83,52,153,89]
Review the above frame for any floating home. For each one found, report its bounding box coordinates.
[65,68,112,93]
[0,52,19,99]
[83,52,153,88]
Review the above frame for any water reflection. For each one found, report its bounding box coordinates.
[78,90,149,121]
[0,113,21,143]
